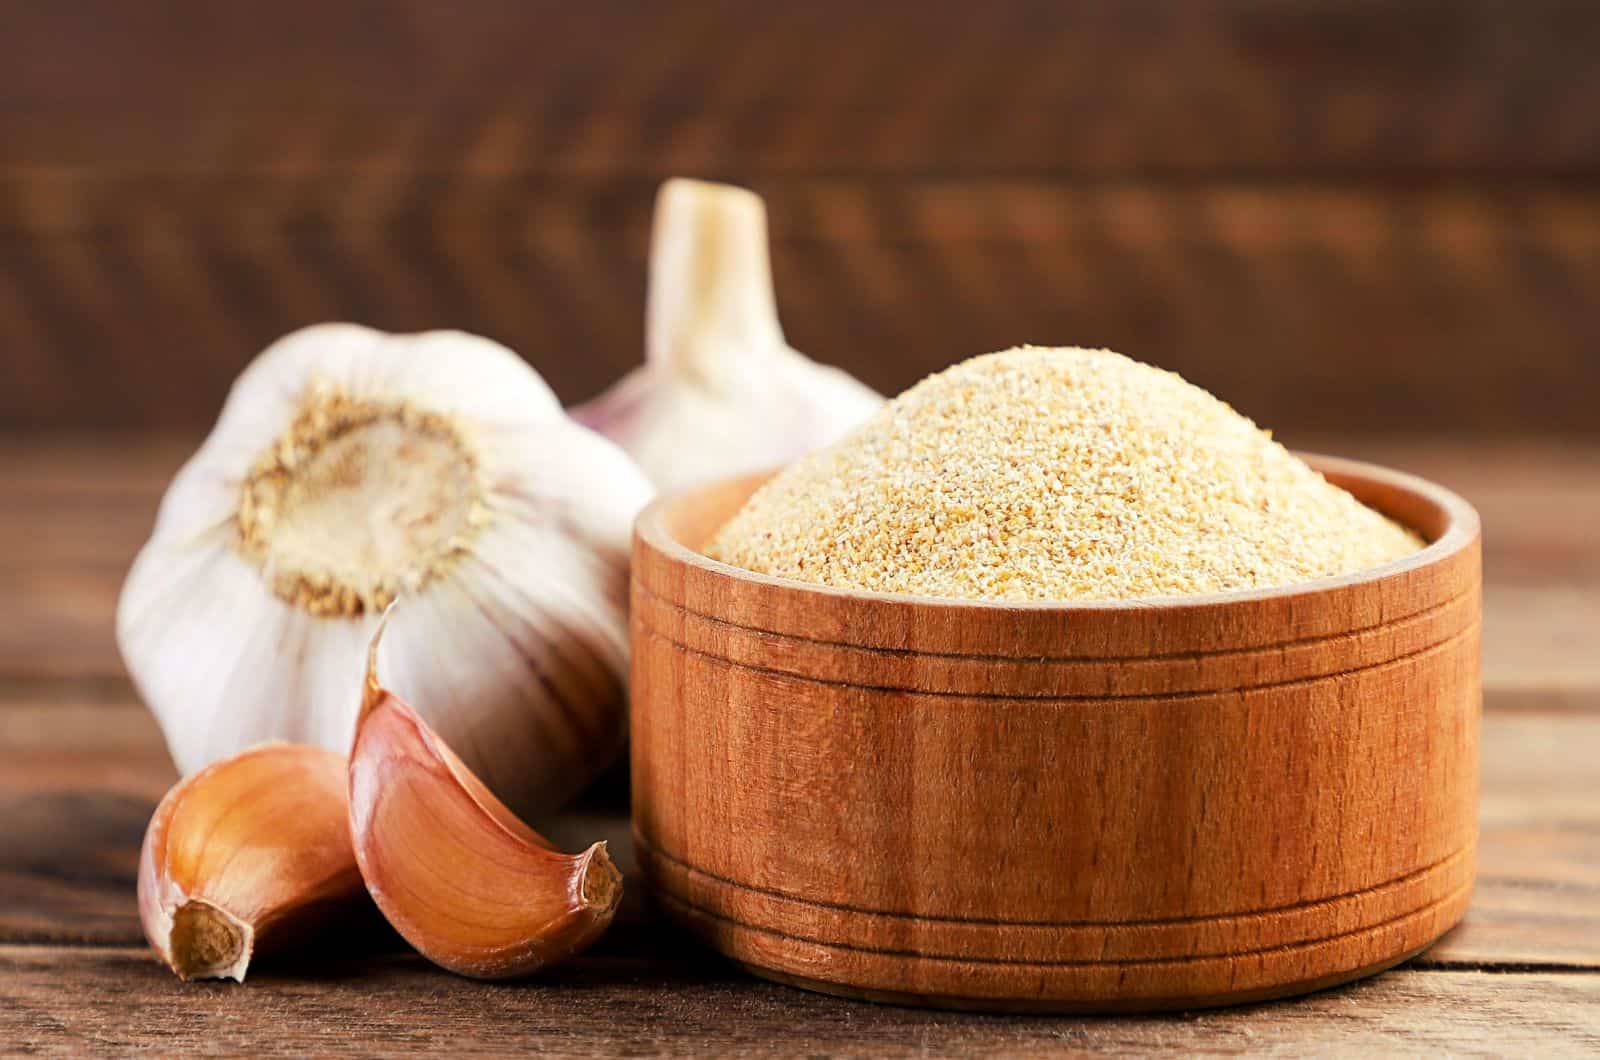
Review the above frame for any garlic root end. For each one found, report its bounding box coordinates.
[167,901,253,982]
[136,744,363,983]
[579,841,623,911]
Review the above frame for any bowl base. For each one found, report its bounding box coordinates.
[734,943,1440,1014]
[640,850,1473,1013]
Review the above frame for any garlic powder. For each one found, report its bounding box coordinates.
[706,347,1424,601]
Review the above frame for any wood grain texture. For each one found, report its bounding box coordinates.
[629,457,1483,1009]
[1,949,1596,1057]
[0,440,1593,1047]
[6,699,1596,967]
[3,181,1598,434]
[7,1,1597,178]
[5,2,1599,433]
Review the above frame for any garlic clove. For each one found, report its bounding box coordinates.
[572,178,883,494]
[118,324,653,819]
[137,744,367,981]
[349,621,623,980]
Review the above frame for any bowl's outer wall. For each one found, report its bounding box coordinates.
[629,456,1482,1009]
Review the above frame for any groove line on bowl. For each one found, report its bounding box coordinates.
[632,577,1477,665]
[634,579,1479,696]
[635,620,1478,702]
[631,573,1478,666]
[636,832,1472,934]
[646,871,1475,969]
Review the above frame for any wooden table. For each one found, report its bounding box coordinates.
[3,438,1597,1055]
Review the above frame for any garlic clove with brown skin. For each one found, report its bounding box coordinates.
[349,620,622,980]
[572,178,883,494]
[117,324,654,819]
[137,744,367,981]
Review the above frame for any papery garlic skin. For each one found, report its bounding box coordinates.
[350,620,622,980]
[118,324,653,817]
[138,743,365,981]
[572,178,883,494]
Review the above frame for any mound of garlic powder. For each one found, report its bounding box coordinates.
[706,347,1424,601]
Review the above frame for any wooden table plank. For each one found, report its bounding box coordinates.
[2,437,1595,1050]
[1421,715,1600,968]
[4,438,1597,699]
[1,948,1594,1056]
[4,699,1596,970]
[1328,440,1600,705]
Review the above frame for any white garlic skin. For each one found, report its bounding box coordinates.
[572,178,883,495]
[574,346,882,494]
[117,324,653,817]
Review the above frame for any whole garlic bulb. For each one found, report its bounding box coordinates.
[118,324,653,816]
[572,178,883,494]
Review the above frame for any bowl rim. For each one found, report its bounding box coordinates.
[633,451,1481,613]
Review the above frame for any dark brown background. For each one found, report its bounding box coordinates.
[4,0,1597,439]
[4,6,1600,1050]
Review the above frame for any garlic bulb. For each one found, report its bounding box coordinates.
[572,178,883,494]
[118,324,653,816]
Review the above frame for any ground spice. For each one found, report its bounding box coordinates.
[704,347,1424,601]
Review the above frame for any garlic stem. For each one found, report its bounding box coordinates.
[573,180,884,494]
[647,179,785,390]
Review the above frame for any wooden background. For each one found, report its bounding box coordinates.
[4,0,1598,438]
[3,4,1600,1050]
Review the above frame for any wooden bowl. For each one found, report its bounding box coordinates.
[629,454,1481,1012]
